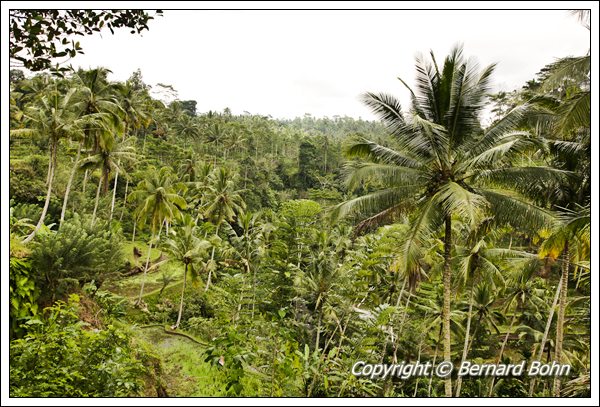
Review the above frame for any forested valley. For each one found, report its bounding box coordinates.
[8,17,591,398]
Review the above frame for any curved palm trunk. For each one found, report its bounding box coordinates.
[109,168,119,222]
[553,246,569,397]
[455,283,475,396]
[488,314,517,396]
[23,144,57,244]
[204,224,220,292]
[428,324,443,397]
[528,276,562,396]
[413,339,423,396]
[136,221,165,305]
[90,176,103,227]
[442,215,453,397]
[59,141,82,228]
[131,220,137,242]
[392,287,412,363]
[82,169,89,194]
[174,263,188,329]
[119,177,129,222]
[395,277,407,307]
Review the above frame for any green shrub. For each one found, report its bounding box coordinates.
[10,295,147,397]
[30,214,124,303]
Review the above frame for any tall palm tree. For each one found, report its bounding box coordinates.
[79,137,138,226]
[539,205,590,396]
[488,256,546,396]
[202,167,246,291]
[226,211,270,320]
[13,86,83,243]
[171,113,201,149]
[128,166,187,304]
[73,68,124,195]
[108,80,152,222]
[334,45,561,396]
[163,214,210,329]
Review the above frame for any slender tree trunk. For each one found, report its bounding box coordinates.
[428,324,443,397]
[553,245,569,397]
[174,263,188,329]
[395,277,407,307]
[109,168,119,222]
[136,221,164,305]
[45,153,52,186]
[455,283,475,396]
[23,144,56,243]
[205,224,220,292]
[488,314,517,396]
[392,288,412,363]
[90,176,103,227]
[442,215,453,397]
[119,177,129,222]
[59,141,82,228]
[306,310,323,397]
[82,169,89,194]
[132,220,137,242]
[315,311,323,352]
[528,277,562,396]
[250,260,257,320]
[413,339,423,396]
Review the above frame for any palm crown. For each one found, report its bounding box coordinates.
[335,45,567,396]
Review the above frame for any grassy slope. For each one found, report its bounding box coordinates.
[134,326,229,396]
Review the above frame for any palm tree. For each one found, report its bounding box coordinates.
[117,79,152,137]
[79,137,137,226]
[163,214,210,329]
[171,113,201,149]
[13,86,83,243]
[538,205,590,396]
[204,122,227,163]
[488,255,546,396]
[334,45,561,396]
[202,167,246,291]
[73,68,124,195]
[226,211,271,320]
[128,166,187,304]
[108,80,152,222]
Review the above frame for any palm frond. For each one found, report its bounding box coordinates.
[461,104,530,156]
[436,181,487,226]
[344,138,425,167]
[555,91,590,135]
[471,166,574,198]
[360,92,406,133]
[331,186,418,221]
[476,188,555,232]
[540,56,590,92]
[344,161,425,191]
[461,131,535,170]
[393,196,442,289]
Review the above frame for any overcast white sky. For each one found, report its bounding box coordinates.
[70,9,590,120]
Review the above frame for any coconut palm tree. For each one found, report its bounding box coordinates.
[13,86,83,243]
[163,214,210,329]
[538,205,590,396]
[225,211,271,320]
[334,45,562,396]
[79,137,138,226]
[171,112,201,149]
[202,167,246,291]
[128,166,187,304]
[72,68,124,196]
[487,255,546,396]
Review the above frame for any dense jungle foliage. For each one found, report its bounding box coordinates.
[8,10,591,399]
